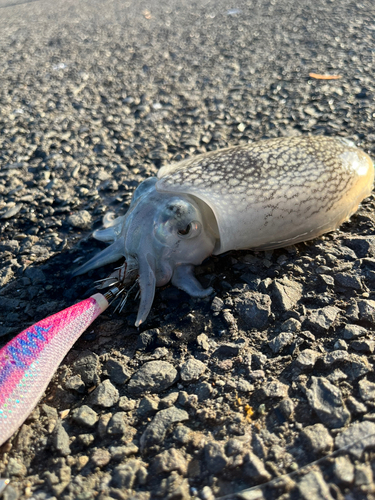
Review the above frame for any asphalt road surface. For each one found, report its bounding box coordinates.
[0,1,375,499]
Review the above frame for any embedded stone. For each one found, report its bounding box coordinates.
[128,361,178,395]
[305,376,350,428]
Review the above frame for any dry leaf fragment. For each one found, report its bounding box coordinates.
[60,409,70,419]
[309,73,342,80]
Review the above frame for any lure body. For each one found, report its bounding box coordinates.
[0,293,108,446]
[74,136,374,326]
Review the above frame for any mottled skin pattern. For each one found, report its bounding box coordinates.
[157,136,374,253]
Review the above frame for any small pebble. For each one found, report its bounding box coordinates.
[67,210,92,229]
[335,421,375,458]
[180,358,206,382]
[140,407,189,451]
[305,376,350,429]
[342,324,367,340]
[106,358,131,384]
[334,339,348,350]
[243,451,271,482]
[358,379,375,401]
[110,443,139,461]
[261,380,289,399]
[89,379,119,407]
[51,421,71,456]
[234,291,271,330]
[118,396,136,411]
[71,405,98,428]
[107,412,128,435]
[298,470,334,500]
[303,306,339,334]
[351,339,375,353]
[128,361,178,394]
[204,442,228,474]
[137,395,160,417]
[268,332,294,353]
[91,448,111,468]
[295,349,321,369]
[301,423,333,454]
[333,455,354,484]
[2,204,23,219]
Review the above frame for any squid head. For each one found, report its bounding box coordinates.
[73,177,218,326]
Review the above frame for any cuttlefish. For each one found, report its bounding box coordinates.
[74,136,374,326]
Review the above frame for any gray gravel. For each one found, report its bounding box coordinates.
[128,361,179,395]
[0,0,375,499]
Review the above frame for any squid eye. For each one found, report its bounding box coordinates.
[178,224,191,236]
[177,221,201,239]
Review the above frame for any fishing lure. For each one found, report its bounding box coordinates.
[0,289,122,447]
[74,136,374,326]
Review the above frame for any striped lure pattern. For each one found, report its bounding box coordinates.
[0,293,108,446]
